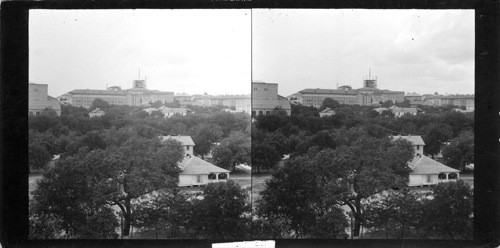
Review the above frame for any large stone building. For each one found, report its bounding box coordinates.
[29,83,61,116]
[289,78,405,108]
[58,79,174,108]
[439,94,475,111]
[252,81,291,115]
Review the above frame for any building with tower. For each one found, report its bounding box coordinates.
[289,71,404,108]
[58,76,174,108]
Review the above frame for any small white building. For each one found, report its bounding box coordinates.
[177,156,230,187]
[392,135,425,157]
[389,106,417,117]
[391,135,460,187]
[319,107,335,117]
[89,108,105,118]
[159,107,187,118]
[160,135,230,187]
[160,135,195,157]
[407,155,460,187]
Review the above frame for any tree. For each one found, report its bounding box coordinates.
[149,100,164,109]
[29,112,60,133]
[251,141,281,173]
[212,131,250,171]
[150,110,165,119]
[380,109,395,118]
[29,143,52,170]
[257,156,348,238]
[91,98,111,111]
[320,98,340,111]
[363,189,428,239]
[133,191,191,239]
[422,123,453,157]
[31,137,184,237]
[422,181,473,239]
[379,100,394,108]
[311,131,414,237]
[189,181,251,239]
[192,124,223,158]
[442,130,474,171]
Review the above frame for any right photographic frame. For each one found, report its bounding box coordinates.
[251,9,474,240]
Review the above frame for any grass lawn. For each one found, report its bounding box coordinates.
[251,172,272,204]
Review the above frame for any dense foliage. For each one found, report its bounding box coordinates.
[29,100,251,238]
[252,102,474,239]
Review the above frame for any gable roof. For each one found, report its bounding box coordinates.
[178,156,230,175]
[392,135,425,146]
[320,107,335,113]
[408,155,460,175]
[160,136,195,146]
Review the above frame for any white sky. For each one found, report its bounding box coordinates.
[252,9,475,97]
[30,9,251,97]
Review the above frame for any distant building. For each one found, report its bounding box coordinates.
[405,92,423,101]
[160,135,230,187]
[174,93,192,102]
[389,106,418,117]
[159,107,188,117]
[187,94,251,113]
[59,79,174,108]
[252,82,291,115]
[440,94,475,111]
[422,93,443,106]
[290,75,404,108]
[319,107,335,117]
[89,108,105,118]
[29,83,61,116]
[293,88,359,108]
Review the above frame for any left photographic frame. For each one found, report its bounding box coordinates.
[28,9,252,240]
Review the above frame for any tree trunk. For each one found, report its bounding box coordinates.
[122,198,132,236]
[352,198,362,237]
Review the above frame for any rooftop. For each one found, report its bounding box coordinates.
[391,135,425,146]
[408,155,460,175]
[178,156,230,175]
[160,135,195,146]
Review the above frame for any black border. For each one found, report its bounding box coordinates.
[1,0,499,247]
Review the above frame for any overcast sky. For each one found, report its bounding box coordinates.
[252,9,475,97]
[30,9,251,97]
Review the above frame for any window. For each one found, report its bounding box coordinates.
[264,88,268,91]
[417,145,420,150]
[196,175,201,183]
[208,173,216,180]
[427,175,431,183]
[448,173,457,179]
[438,173,446,180]
[258,111,263,115]
[218,173,227,180]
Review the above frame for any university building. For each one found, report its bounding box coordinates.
[251,81,291,116]
[289,78,405,108]
[29,83,61,116]
[58,79,174,108]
